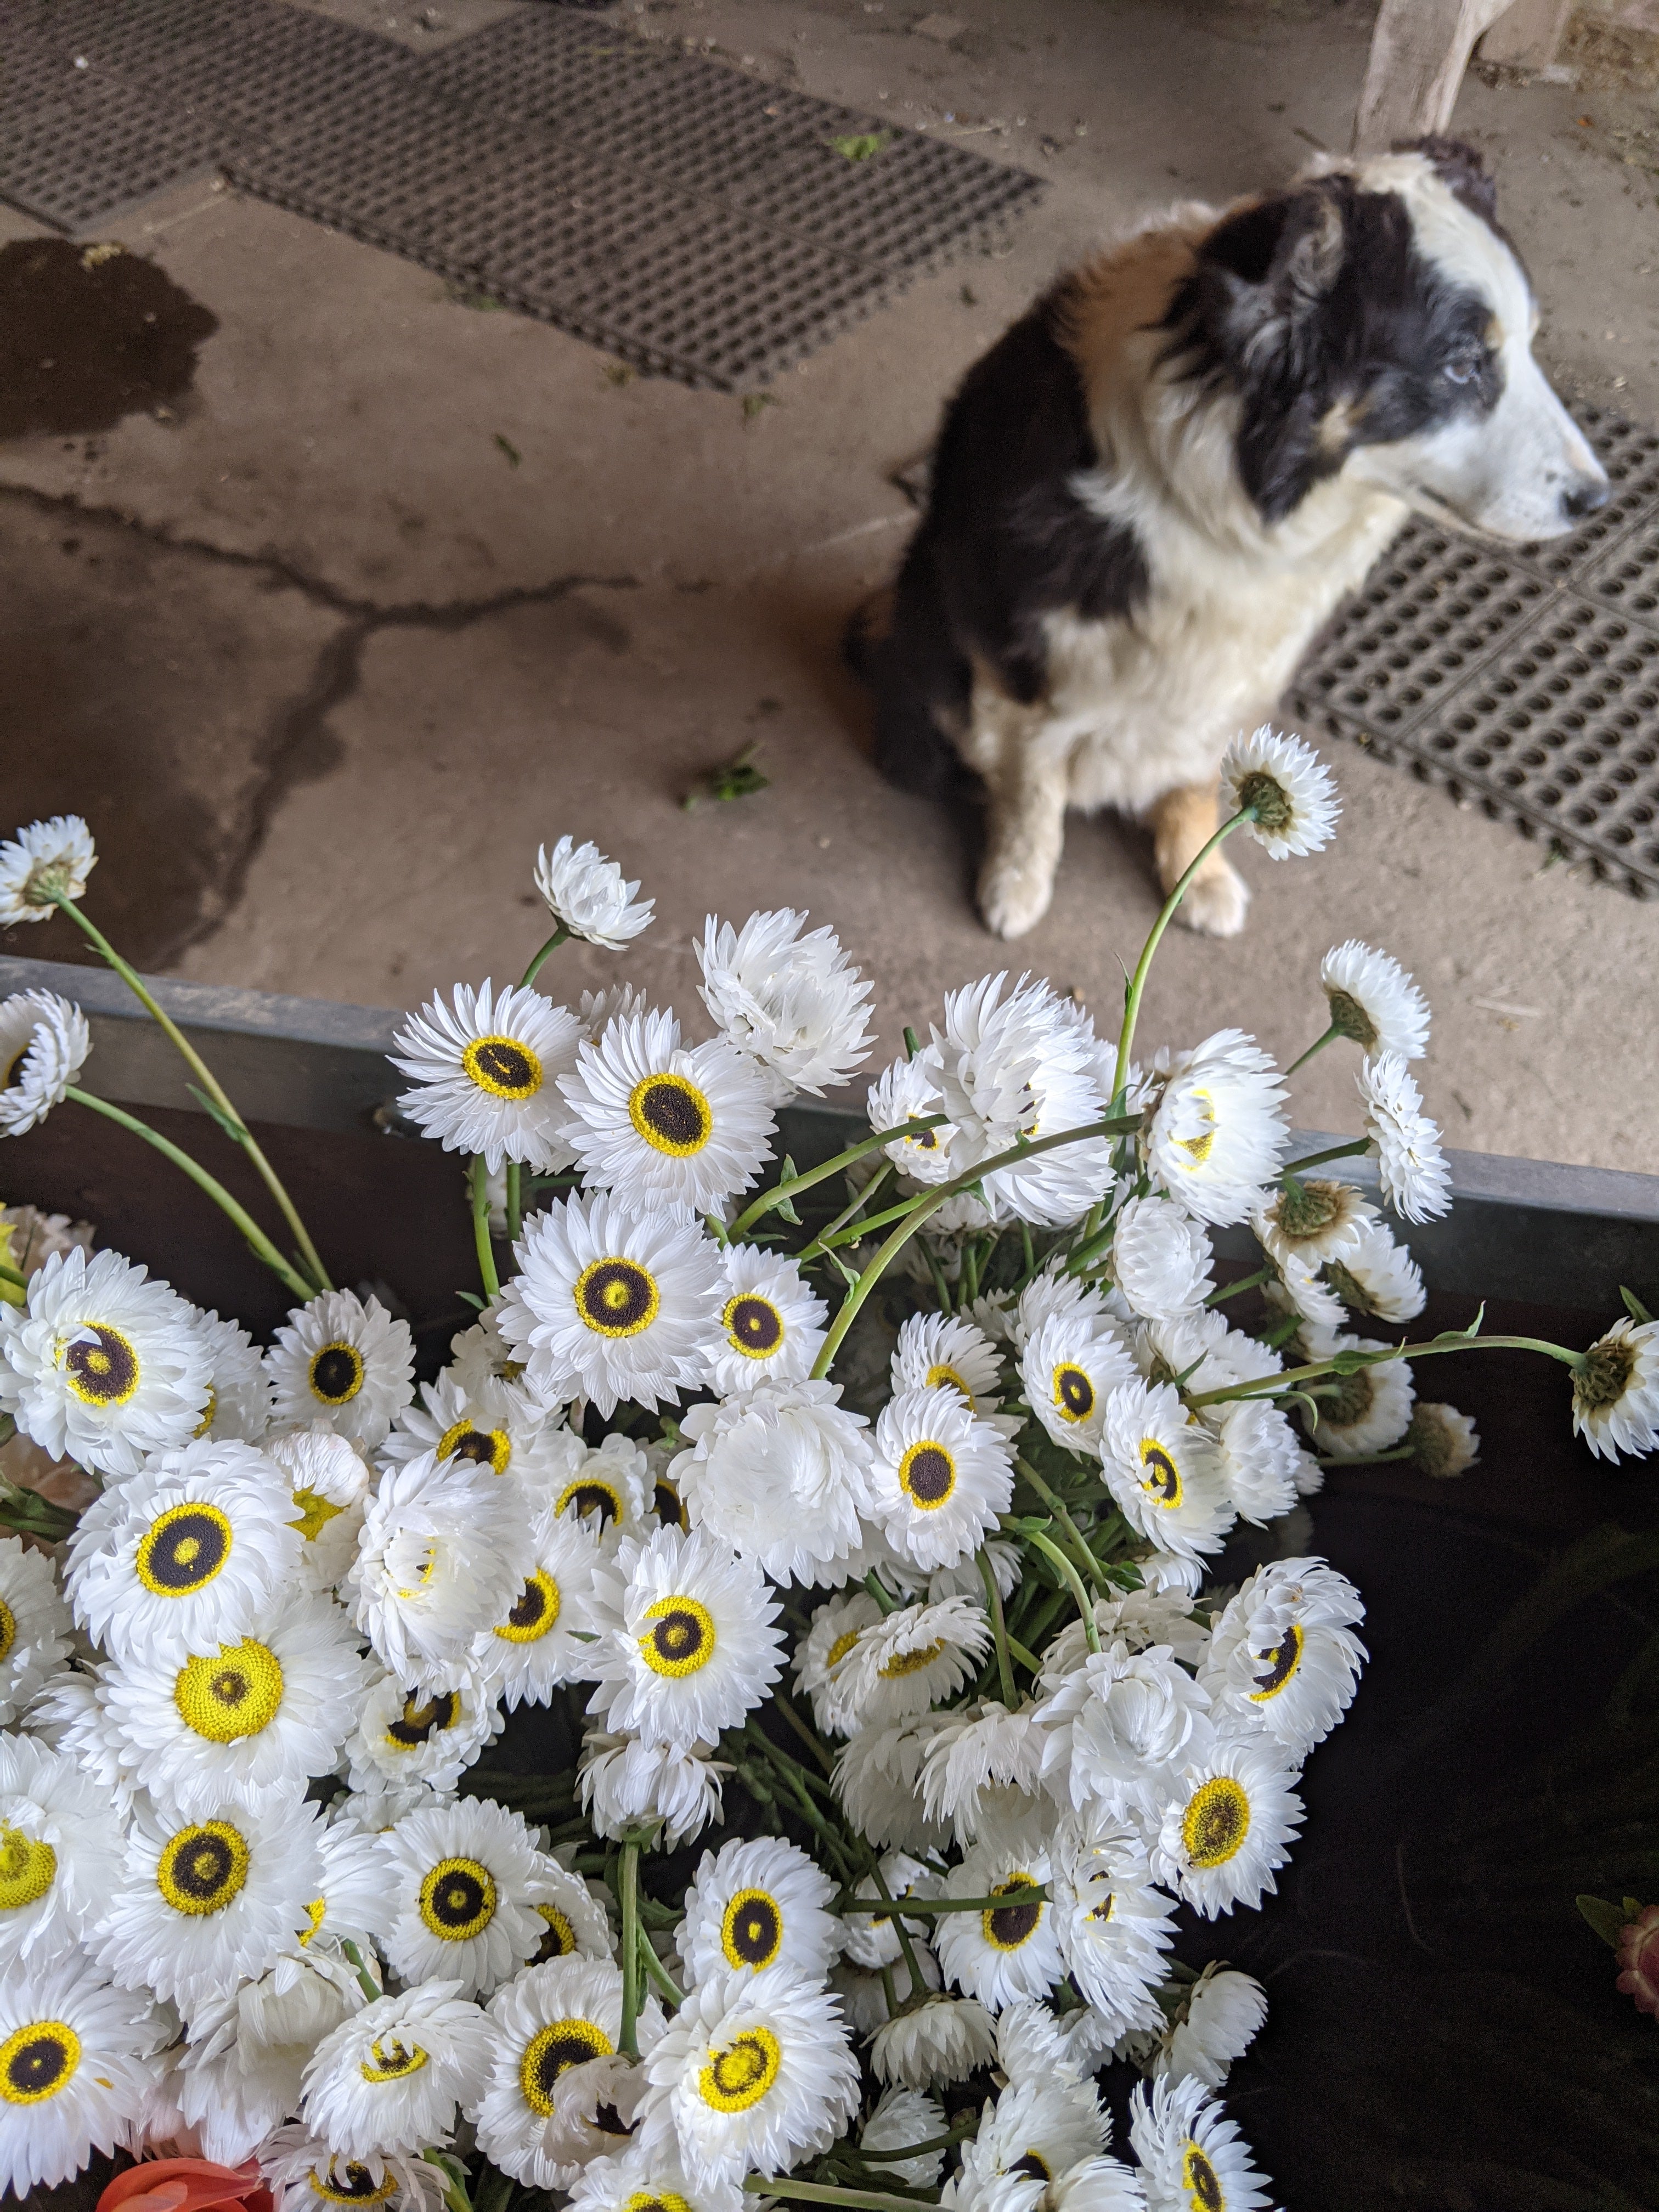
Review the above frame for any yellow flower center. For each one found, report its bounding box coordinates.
[463,1034,543,1100]
[309,1341,364,1406]
[925,1362,975,1407]
[0,1824,57,1913]
[1052,1363,1095,1423]
[1249,1624,1304,1701]
[157,1820,250,1916]
[537,1903,578,1957]
[1181,1776,1251,1869]
[0,2019,79,2106]
[306,2163,399,2204]
[60,1322,139,1407]
[557,1475,624,1529]
[291,1486,346,1543]
[1139,1437,1183,1508]
[0,1598,13,1665]
[520,2017,612,2117]
[898,1438,956,1512]
[385,1690,459,1750]
[174,1638,285,1742]
[418,1854,498,1941]
[724,1293,783,1359]
[437,1418,511,1474]
[699,2024,781,2113]
[574,1257,659,1338]
[1175,1088,1218,1166]
[722,1887,783,1970]
[136,1502,233,1598]
[981,1871,1043,1952]
[878,1639,945,1679]
[360,2037,427,2084]
[640,1594,715,1677]
[629,1071,712,1156]
[1182,2141,1225,2211]
[495,1570,560,1644]
[298,1895,328,1946]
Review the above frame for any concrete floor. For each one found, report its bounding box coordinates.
[2,0,1657,1171]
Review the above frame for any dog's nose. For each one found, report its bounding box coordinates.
[1562,473,1610,521]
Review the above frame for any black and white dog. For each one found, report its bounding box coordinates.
[848,138,1607,938]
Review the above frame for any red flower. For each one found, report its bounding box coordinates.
[98,2159,274,2212]
[1616,1903,1659,2018]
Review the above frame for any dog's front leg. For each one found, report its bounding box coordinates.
[977,739,1070,940]
[1150,782,1250,939]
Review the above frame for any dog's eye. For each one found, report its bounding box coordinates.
[1443,345,1485,385]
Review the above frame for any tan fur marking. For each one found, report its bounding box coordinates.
[1054,208,1224,405]
[1150,783,1248,938]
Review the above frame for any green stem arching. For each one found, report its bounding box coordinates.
[520,922,571,989]
[637,1920,685,2007]
[0,1260,28,1290]
[1285,1019,1344,1077]
[727,1118,950,1243]
[470,1154,501,1300]
[65,1088,317,1302]
[772,1684,838,1778]
[1113,809,1251,1086]
[977,1548,1018,1709]
[833,1887,1048,1917]
[799,1162,895,1261]
[421,2152,473,2212]
[1317,1444,1415,1466]
[1279,1136,1372,1182]
[505,1160,522,1245]
[745,2181,939,2212]
[1011,1519,1102,1652]
[1014,1459,1114,1599]
[618,1841,641,2057]
[1205,1266,1276,1307]
[867,1855,929,2006]
[50,891,333,1293]
[1188,1329,1586,1409]
[338,1936,382,2004]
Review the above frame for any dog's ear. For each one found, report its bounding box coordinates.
[1398,133,1499,223]
[1195,185,1347,379]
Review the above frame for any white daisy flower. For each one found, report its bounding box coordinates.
[448,1302,555,1418]
[261,2125,445,2212]
[1201,1558,1366,1757]
[934,1839,1061,2012]
[638,1961,860,2189]
[0,1732,125,1968]
[697,908,874,1104]
[1134,1307,1280,1398]
[1357,1052,1452,1223]
[836,1849,940,1971]
[867,1385,1014,1573]
[473,1508,605,1710]
[1206,1398,1305,1527]
[501,1191,723,1420]
[563,2140,729,2212]
[66,1439,302,1668]
[265,1288,414,1450]
[794,1589,884,1739]
[1144,1032,1289,1230]
[1128,2074,1276,2212]
[0,1951,160,2196]
[1048,1811,1175,2039]
[1039,1589,1210,1685]
[177,1946,371,2165]
[871,1992,996,2089]
[1013,1269,1111,1353]
[919,1701,1046,1842]
[1317,1214,1425,1325]
[832,1716,956,1856]
[551,1431,656,1547]
[0,815,97,925]
[0,991,89,1137]
[0,1534,72,1725]
[1099,1381,1233,1562]
[587,1526,783,1754]
[1265,1248,1346,1330]
[1038,1641,1215,1821]
[860,2085,951,2191]
[1572,1317,1659,1462]
[347,1448,535,1692]
[391,980,582,1174]
[679,1836,840,1985]
[1302,1334,1414,1457]
[382,1796,560,1999]
[836,1596,992,1727]
[891,1310,1005,1418]
[526,1855,616,1966]
[579,1732,726,1849]
[707,1245,826,1397]
[991,1999,1079,2089]
[867,1051,959,1185]
[382,1365,572,1498]
[94,1786,324,2016]
[301,1978,494,2157]
[537,836,654,950]
[672,1379,876,1588]
[99,1589,371,1815]
[1150,1965,1266,2091]
[469,1955,662,2188]
[834,1929,943,2036]
[1022,1309,1136,1457]
[576,983,651,1042]
[346,1664,504,1796]
[1150,1737,1304,1918]
[0,1246,209,1478]
[1110,1196,1214,1322]
[308,1810,399,1954]
[560,1009,777,1222]
[1221,725,1339,857]
[189,1308,273,1442]
[1252,1178,1376,1273]
[1050,2157,1149,2212]
[958,2073,1110,2199]
[1406,1401,1481,1478]
[1319,939,1430,1060]
[266,1424,375,1590]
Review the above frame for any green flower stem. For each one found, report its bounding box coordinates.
[977,1548,1017,1709]
[834,1888,1048,1917]
[1014,1459,1113,1599]
[520,922,571,989]
[1206,1266,1276,1306]
[858,2130,976,2164]
[772,1684,837,1778]
[1188,1329,1585,1409]
[746,2180,938,2212]
[1006,1632,1043,1673]
[864,1570,900,1616]
[472,2165,515,2212]
[50,890,333,1294]
[1008,1519,1101,1653]
[470,1155,500,1300]
[505,1161,522,1245]
[1279,1136,1372,1181]
[1317,1444,1414,1466]
[1113,808,1251,1086]
[0,1482,80,1544]
[338,1937,381,2005]
[637,1922,685,2007]
[618,1841,641,2057]
[728,1119,950,1242]
[1285,1019,1343,1077]
[810,1114,1143,1381]
[1019,1217,1035,1281]
[878,1962,900,2021]
[867,1855,928,2005]
[743,1725,858,1880]
[799,1163,895,1261]
[65,1088,317,1302]
[422,2151,473,2212]
[961,1238,981,1308]
[923,1243,953,1315]
[0,1260,27,1290]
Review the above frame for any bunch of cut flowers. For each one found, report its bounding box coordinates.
[0,730,1653,2212]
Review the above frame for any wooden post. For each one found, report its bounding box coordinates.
[1480,0,1573,70]
[1351,0,1514,152]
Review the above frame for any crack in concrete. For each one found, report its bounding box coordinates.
[0,476,640,962]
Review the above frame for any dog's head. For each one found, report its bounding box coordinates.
[1173,138,1607,540]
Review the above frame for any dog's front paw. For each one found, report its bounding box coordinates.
[1174,857,1250,939]
[979,854,1055,940]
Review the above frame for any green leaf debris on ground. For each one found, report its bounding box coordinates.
[827,130,889,161]
[494,433,522,467]
[682,741,771,811]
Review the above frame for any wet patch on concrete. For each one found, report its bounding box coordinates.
[0,240,218,441]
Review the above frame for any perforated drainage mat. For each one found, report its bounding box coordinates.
[1290,409,1659,898]
[0,0,1043,388]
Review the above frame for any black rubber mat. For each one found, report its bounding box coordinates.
[0,0,1043,388]
[1292,409,1659,898]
